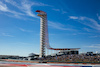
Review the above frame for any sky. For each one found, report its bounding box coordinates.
[0,0,100,56]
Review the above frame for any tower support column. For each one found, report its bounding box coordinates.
[39,15,47,58]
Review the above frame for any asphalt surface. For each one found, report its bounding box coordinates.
[0,61,100,67]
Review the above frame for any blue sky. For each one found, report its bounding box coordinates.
[0,0,100,56]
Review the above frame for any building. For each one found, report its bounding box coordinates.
[36,10,80,58]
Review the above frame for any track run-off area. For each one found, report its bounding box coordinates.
[0,61,100,67]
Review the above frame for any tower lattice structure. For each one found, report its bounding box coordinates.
[36,10,48,57]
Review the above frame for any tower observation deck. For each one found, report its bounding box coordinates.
[36,10,80,58]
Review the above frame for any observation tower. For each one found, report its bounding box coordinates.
[36,10,80,58]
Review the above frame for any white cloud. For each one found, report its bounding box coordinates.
[66,32,90,36]
[5,0,51,7]
[21,0,37,18]
[5,0,36,18]
[5,0,52,18]
[31,2,52,7]
[52,8,60,11]
[97,13,100,20]
[0,1,9,12]
[19,28,33,32]
[2,33,15,37]
[69,16,100,31]
[83,28,91,32]
[0,1,24,18]
[79,17,100,31]
[86,44,100,48]
[52,8,67,14]
[69,16,78,19]
[90,35,100,38]
[48,21,74,31]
